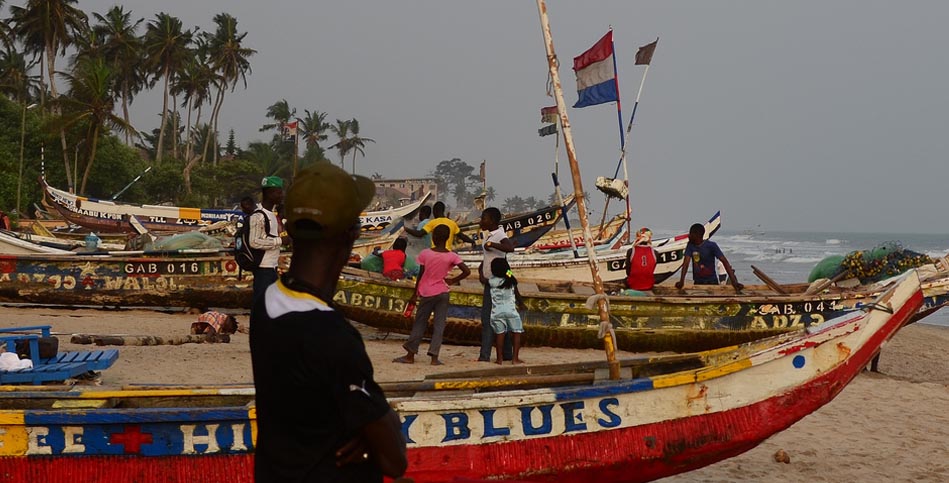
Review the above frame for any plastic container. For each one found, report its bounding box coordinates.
[84,232,101,251]
[402,301,416,318]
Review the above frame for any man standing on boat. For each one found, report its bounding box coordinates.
[250,163,408,482]
[249,176,287,302]
[675,223,744,293]
[478,207,514,362]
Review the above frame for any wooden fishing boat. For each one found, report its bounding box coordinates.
[359,191,432,232]
[0,251,249,309]
[0,230,76,255]
[0,229,127,254]
[41,179,431,234]
[332,260,949,352]
[42,179,245,234]
[454,195,575,249]
[0,271,923,482]
[351,196,575,261]
[466,210,720,284]
[528,212,628,252]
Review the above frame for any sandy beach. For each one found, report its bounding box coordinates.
[2,305,947,482]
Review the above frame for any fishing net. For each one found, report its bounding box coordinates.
[150,232,223,251]
[808,255,845,282]
[808,241,933,284]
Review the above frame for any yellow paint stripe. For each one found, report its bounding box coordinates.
[179,207,201,220]
[0,412,25,424]
[651,358,754,388]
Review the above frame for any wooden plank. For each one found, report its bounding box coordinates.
[751,265,788,295]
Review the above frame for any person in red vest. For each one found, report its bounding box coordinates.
[625,227,657,291]
[0,210,11,231]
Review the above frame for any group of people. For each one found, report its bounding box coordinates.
[245,162,744,481]
[625,223,743,293]
[392,203,524,366]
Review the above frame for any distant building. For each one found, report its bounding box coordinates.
[371,177,439,210]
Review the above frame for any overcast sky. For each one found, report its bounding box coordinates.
[76,0,949,234]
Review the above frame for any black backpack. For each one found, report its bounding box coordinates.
[234,209,271,272]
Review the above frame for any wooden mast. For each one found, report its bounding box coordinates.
[536,0,620,379]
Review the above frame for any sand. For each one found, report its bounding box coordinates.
[2,306,948,482]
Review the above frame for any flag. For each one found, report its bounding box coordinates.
[479,161,486,184]
[573,31,618,108]
[635,38,659,65]
[541,106,558,124]
[282,121,299,141]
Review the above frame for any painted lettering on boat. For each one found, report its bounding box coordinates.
[750,313,824,329]
[400,397,622,446]
[123,262,201,275]
[13,423,253,456]
[333,289,406,313]
[361,215,393,226]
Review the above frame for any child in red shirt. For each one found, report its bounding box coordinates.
[380,238,408,280]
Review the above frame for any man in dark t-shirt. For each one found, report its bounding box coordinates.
[250,163,407,482]
[675,223,744,292]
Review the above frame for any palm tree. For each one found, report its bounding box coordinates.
[299,109,329,149]
[174,55,211,161]
[297,109,330,165]
[243,141,288,179]
[10,0,88,192]
[92,6,144,146]
[205,12,255,166]
[54,57,134,195]
[260,98,294,133]
[0,47,39,102]
[344,118,374,175]
[329,118,351,168]
[143,12,191,164]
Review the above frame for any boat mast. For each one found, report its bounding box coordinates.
[536,0,620,379]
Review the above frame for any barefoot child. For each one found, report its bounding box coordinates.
[394,225,470,365]
[488,258,524,364]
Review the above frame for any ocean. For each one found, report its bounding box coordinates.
[694,229,949,328]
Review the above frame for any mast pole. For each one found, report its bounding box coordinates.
[615,64,652,238]
[536,0,620,379]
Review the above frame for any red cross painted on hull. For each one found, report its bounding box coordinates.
[110,425,153,454]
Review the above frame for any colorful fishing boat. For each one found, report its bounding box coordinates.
[332,260,949,352]
[464,210,720,284]
[351,196,575,260]
[41,179,430,234]
[0,251,248,309]
[0,271,923,482]
[528,212,628,252]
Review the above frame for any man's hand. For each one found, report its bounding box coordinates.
[335,435,370,467]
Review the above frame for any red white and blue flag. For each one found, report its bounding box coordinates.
[573,31,618,108]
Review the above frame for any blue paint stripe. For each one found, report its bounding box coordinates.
[24,407,250,425]
[574,80,618,108]
[551,377,655,401]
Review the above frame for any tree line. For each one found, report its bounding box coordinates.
[0,1,556,219]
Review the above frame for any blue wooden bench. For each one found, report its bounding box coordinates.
[41,349,119,371]
[0,325,118,385]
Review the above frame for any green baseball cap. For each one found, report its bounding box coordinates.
[261,176,284,189]
[284,163,375,240]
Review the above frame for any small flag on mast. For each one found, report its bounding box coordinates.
[541,106,558,124]
[635,39,659,65]
[573,31,618,108]
[282,121,299,141]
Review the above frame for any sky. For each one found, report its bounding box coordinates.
[75,0,949,234]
